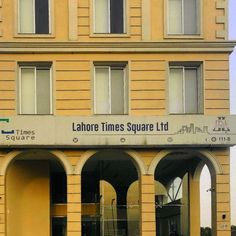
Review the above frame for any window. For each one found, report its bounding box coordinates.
[167,0,200,35]
[94,0,125,34]
[169,63,202,114]
[19,63,52,114]
[18,0,50,34]
[94,64,128,114]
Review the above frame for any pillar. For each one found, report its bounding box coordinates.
[67,174,81,236]
[189,174,200,236]
[215,174,231,236]
[0,176,4,236]
[141,175,156,236]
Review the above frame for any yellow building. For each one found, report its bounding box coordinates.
[0,0,236,235]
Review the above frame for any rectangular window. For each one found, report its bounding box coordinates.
[94,0,125,34]
[167,0,199,35]
[19,63,52,114]
[18,0,50,34]
[169,63,202,114]
[94,64,128,114]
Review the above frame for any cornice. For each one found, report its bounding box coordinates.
[0,41,235,53]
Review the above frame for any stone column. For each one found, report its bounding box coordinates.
[140,175,156,236]
[0,176,5,236]
[189,175,200,236]
[215,174,231,236]
[67,175,81,236]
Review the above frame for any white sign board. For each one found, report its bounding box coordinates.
[0,115,236,147]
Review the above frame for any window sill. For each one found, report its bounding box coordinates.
[94,114,129,115]
[14,33,55,39]
[90,33,130,38]
[164,34,204,40]
[169,113,204,115]
[18,114,54,116]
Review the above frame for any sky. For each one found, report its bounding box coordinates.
[200,0,236,227]
[229,0,236,225]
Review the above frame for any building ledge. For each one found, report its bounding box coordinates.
[0,41,235,53]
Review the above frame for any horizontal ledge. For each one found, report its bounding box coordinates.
[0,41,235,53]
[0,144,235,149]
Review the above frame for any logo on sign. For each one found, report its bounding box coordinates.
[0,118,14,135]
[213,117,230,132]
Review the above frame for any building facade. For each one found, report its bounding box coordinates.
[0,0,236,235]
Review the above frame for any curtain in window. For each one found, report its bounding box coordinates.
[169,67,199,113]
[95,68,110,114]
[111,68,124,114]
[94,0,109,33]
[19,0,49,34]
[19,0,34,33]
[169,68,183,113]
[95,66,126,114]
[168,0,182,34]
[168,0,198,34]
[185,69,198,113]
[20,67,51,114]
[36,69,51,114]
[21,68,35,114]
[94,0,124,33]
[184,0,197,34]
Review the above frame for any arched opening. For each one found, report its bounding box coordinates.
[200,165,212,235]
[154,151,217,236]
[6,150,67,236]
[81,150,140,236]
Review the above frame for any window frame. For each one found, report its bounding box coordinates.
[17,0,52,35]
[18,63,53,115]
[93,0,127,35]
[166,0,201,37]
[93,63,128,115]
[168,62,203,114]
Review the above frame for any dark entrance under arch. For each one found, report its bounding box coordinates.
[81,150,140,236]
[154,152,202,236]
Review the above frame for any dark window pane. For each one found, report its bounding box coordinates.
[35,0,49,34]
[51,172,67,203]
[52,217,67,236]
[110,0,124,33]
